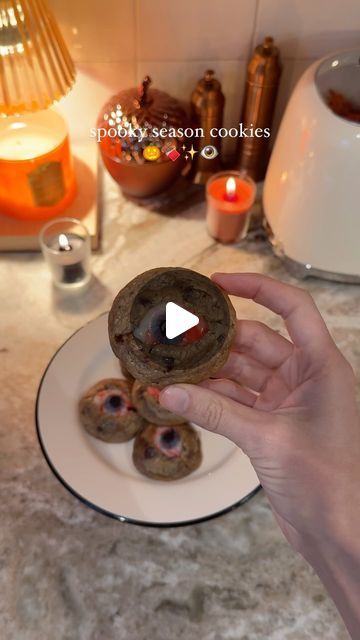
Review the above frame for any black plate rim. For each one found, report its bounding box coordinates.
[35,313,261,528]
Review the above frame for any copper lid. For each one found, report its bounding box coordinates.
[191,69,224,109]
[248,37,282,86]
[105,76,186,128]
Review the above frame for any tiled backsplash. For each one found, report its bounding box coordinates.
[50,0,360,156]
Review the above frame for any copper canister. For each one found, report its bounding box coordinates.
[190,70,225,184]
[237,37,282,181]
[96,76,188,198]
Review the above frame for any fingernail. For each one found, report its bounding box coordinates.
[159,386,190,413]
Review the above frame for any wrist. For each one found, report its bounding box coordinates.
[296,461,360,563]
[298,523,360,639]
[297,503,360,576]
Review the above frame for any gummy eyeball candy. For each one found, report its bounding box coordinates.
[132,422,202,481]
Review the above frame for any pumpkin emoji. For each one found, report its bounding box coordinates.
[143,145,161,161]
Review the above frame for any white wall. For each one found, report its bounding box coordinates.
[49,0,360,156]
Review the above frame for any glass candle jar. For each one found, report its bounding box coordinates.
[0,109,76,221]
[206,170,256,244]
[39,218,91,290]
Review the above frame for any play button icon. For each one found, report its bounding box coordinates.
[165,302,199,340]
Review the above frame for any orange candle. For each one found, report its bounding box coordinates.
[206,171,256,243]
[0,110,76,221]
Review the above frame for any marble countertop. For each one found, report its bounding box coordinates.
[1,170,359,640]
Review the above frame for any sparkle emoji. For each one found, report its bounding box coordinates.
[187,144,198,160]
[143,145,161,161]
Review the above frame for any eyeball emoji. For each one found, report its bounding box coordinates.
[200,145,219,160]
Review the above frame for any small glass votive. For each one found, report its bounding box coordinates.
[39,217,91,290]
[206,170,256,244]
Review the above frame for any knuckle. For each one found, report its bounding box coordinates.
[234,354,247,377]
[246,321,263,348]
[202,399,224,433]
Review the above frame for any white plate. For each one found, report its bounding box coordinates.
[36,313,260,526]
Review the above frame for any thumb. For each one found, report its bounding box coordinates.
[159,384,267,453]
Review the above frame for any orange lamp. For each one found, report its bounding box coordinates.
[0,0,77,220]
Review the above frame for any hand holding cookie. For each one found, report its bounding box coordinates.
[160,272,360,553]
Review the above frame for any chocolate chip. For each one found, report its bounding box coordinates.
[114,334,123,343]
[144,446,156,459]
[163,356,175,371]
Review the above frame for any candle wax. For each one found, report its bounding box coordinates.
[208,176,254,213]
[48,233,89,286]
[0,129,61,161]
[206,174,256,244]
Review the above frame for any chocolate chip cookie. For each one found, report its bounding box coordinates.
[108,267,236,386]
[133,422,202,481]
[131,380,184,425]
[79,378,145,443]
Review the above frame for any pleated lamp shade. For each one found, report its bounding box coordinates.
[0,0,76,115]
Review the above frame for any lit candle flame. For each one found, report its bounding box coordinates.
[226,177,236,199]
[59,233,72,251]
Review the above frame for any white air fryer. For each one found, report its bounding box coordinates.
[264,49,360,282]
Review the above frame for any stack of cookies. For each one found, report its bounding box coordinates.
[78,372,202,481]
[79,267,236,481]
